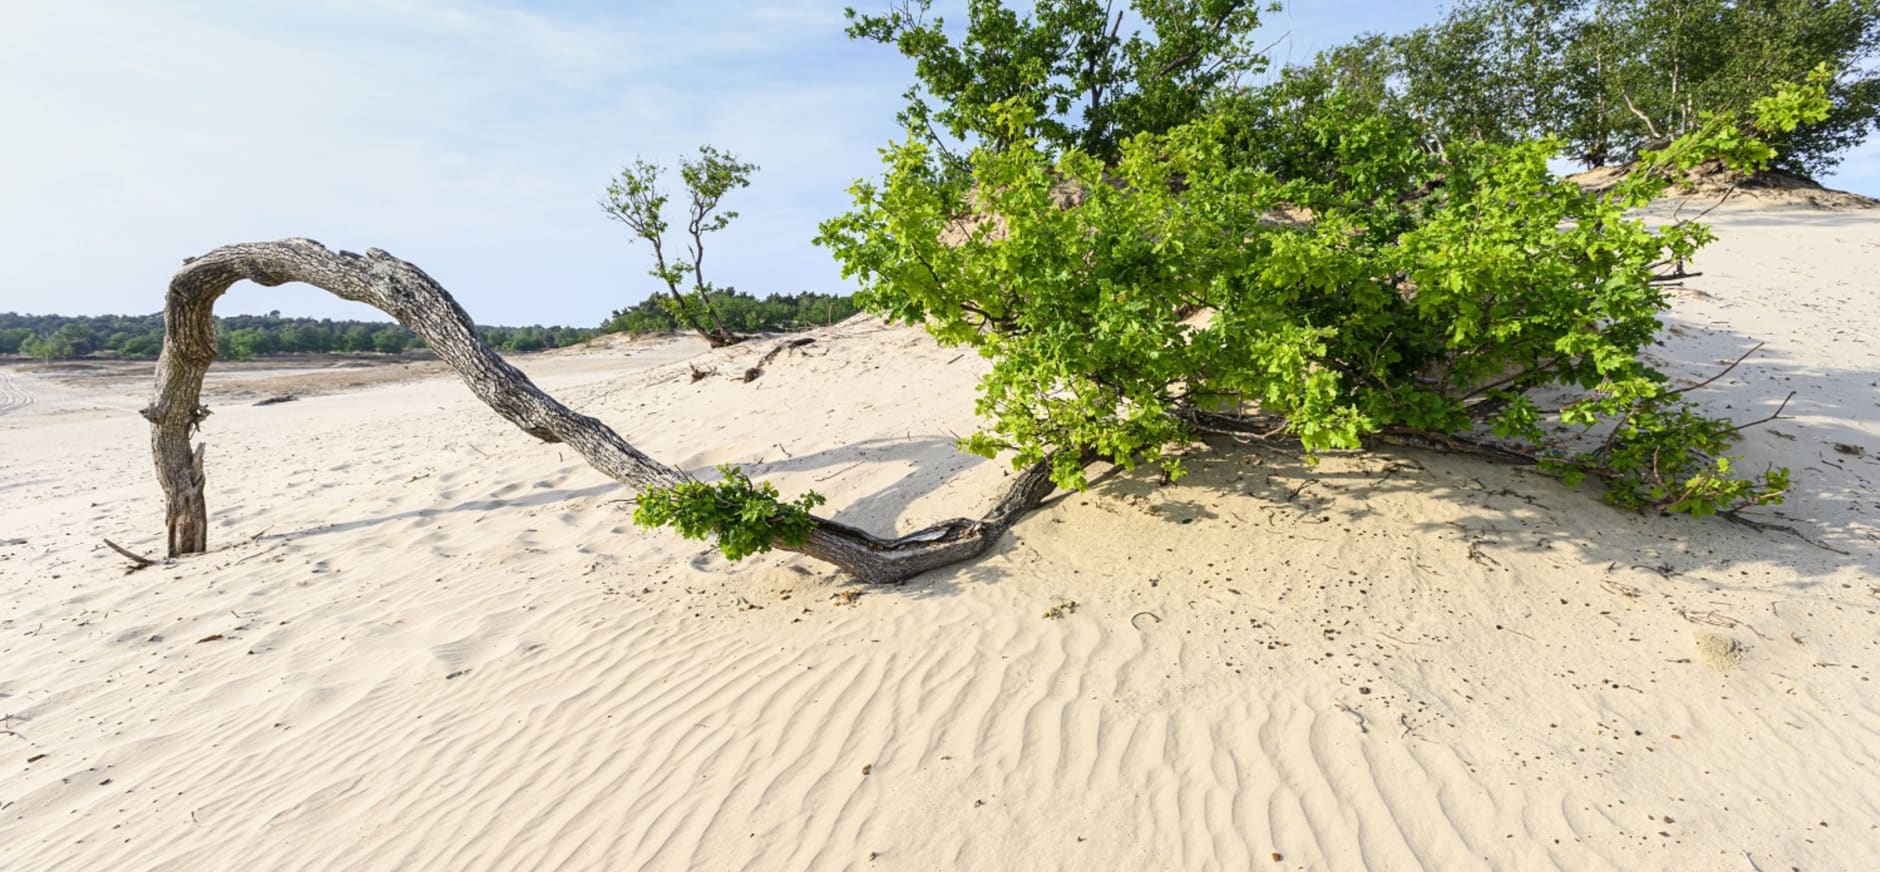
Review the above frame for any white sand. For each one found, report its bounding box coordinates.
[2,207,1877,870]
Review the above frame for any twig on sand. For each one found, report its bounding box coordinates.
[1668,342,1763,397]
[1465,538,1501,568]
[1719,511,1848,555]
[103,538,156,571]
[1677,608,1738,628]
[1337,703,1369,734]
[1600,579,1642,599]
[1678,608,1772,641]
[1721,391,1794,435]
[815,461,866,483]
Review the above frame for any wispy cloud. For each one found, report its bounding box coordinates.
[0,0,901,324]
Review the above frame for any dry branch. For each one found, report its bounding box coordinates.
[103,538,156,569]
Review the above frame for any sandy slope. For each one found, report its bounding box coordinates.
[2,208,1877,871]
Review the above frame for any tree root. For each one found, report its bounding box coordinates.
[742,336,817,382]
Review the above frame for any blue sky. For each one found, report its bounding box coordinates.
[2,1,1874,326]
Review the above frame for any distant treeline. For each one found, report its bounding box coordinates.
[0,311,601,361]
[3,289,859,362]
[603,290,859,336]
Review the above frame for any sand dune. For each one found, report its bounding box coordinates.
[2,207,1877,870]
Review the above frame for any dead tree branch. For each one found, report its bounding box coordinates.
[147,239,1057,584]
[103,538,156,570]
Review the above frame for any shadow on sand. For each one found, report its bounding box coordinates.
[263,313,1875,597]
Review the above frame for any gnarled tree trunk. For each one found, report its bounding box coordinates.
[146,239,1055,584]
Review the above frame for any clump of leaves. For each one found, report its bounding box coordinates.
[843,0,1274,168]
[633,465,826,561]
[819,70,1826,518]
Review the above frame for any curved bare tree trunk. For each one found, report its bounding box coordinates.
[146,239,1055,583]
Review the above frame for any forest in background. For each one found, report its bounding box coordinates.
[1299,0,1879,175]
[598,290,859,338]
[1,287,859,362]
[0,311,597,361]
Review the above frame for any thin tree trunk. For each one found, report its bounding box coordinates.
[685,230,738,347]
[145,239,1054,584]
[693,290,736,347]
[646,236,715,343]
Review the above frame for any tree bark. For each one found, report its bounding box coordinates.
[795,457,1059,583]
[146,239,1054,584]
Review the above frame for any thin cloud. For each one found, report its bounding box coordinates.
[1,2,1871,325]
[0,0,900,324]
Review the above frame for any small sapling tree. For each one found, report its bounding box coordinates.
[602,145,757,347]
